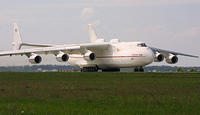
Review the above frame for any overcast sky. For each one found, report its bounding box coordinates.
[0,0,199,66]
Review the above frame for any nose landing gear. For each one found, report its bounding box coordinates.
[134,67,144,72]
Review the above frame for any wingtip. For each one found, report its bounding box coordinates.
[193,55,199,58]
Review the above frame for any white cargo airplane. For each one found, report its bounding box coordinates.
[0,23,198,72]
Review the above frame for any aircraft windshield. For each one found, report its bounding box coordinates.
[137,43,147,47]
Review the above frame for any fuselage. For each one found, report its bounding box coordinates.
[68,42,154,69]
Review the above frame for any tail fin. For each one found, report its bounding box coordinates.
[88,24,97,43]
[13,23,22,50]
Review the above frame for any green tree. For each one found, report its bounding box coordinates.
[190,68,198,72]
[177,68,184,72]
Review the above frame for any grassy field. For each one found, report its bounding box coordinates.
[0,72,200,115]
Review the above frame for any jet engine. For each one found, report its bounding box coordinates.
[84,50,96,61]
[28,54,42,64]
[165,54,178,64]
[56,52,69,62]
[154,52,164,62]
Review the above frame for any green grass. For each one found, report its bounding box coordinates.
[0,72,199,115]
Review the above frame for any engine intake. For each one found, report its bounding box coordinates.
[166,54,178,64]
[28,54,42,64]
[56,52,69,62]
[84,50,96,61]
[154,52,164,62]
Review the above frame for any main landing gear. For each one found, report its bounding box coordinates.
[81,67,98,72]
[134,67,144,72]
[81,66,144,72]
[81,67,120,72]
[102,68,120,72]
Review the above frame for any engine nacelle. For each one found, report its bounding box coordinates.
[84,50,96,61]
[56,52,69,62]
[165,54,178,64]
[28,54,42,64]
[154,52,164,62]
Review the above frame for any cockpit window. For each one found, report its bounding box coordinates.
[137,43,147,47]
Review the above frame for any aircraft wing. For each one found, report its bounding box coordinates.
[150,47,199,58]
[0,43,110,56]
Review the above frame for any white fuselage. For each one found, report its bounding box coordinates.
[68,42,154,69]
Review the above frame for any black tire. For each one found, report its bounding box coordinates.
[82,67,98,72]
[134,67,139,72]
[102,68,120,72]
[139,67,144,72]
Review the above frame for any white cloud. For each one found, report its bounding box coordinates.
[80,8,95,20]
[174,27,200,39]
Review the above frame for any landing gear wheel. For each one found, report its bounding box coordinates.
[102,68,120,72]
[134,67,139,72]
[139,67,144,72]
[81,67,98,72]
[134,67,144,72]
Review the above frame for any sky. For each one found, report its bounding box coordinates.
[0,0,199,66]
